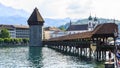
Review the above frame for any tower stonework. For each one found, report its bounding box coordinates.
[27,8,44,46]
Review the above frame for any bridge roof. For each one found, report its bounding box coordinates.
[48,23,118,41]
[93,23,118,34]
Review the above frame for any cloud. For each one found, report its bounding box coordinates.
[0,0,120,20]
[90,0,120,20]
[0,0,92,18]
[66,0,93,18]
[0,0,44,13]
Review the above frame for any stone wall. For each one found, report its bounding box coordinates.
[29,25,42,46]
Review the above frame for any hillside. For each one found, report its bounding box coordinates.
[59,18,120,30]
[0,3,71,27]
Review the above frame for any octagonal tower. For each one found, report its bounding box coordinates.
[27,8,44,46]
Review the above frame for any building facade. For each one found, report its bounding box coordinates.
[14,25,29,38]
[66,16,99,34]
[51,31,67,38]
[43,27,66,40]
[0,24,29,38]
[0,25,16,38]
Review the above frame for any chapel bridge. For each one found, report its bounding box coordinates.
[43,23,118,61]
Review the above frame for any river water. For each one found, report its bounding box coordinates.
[0,46,104,68]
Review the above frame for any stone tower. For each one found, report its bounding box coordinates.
[27,8,44,46]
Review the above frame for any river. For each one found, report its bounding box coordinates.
[0,46,104,68]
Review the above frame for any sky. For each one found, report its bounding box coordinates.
[0,0,120,20]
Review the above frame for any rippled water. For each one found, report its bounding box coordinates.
[0,46,104,68]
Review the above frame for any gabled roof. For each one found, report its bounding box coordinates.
[0,25,29,29]
[14,25,29,29]
[27,8,44,25]
[93,23,118,34]
[0,25,15,29]
[66,24,88,31]
[49,31,93,41]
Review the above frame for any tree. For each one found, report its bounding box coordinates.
[10,38,15,44]
[0,29,10,38]
[0,38,4,44]
[4,38,11,44]
[59,26,66,31]
[23,38,29,44]
[14,38,19,44]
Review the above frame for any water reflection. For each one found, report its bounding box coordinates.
[29,47,43,68]
[0,46,104,68]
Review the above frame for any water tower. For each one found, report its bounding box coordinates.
[27,8,44,46]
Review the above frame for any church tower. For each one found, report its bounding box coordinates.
[27,8,44,46]
[88,15,93,31]
[94,16,98,28]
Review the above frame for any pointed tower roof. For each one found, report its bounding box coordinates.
[88,15,92,20]
[94,17,97,21]
[27,8,44,25]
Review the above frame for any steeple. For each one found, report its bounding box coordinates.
[88,15,92,20]
[94,17,97,21]
[27,8,44,25]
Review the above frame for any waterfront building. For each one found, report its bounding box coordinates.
[0,24,29,38]
[51,31,67,38]
[43,27,66,40]
[66,16,99,34]
[0,25,16,38]
[0,25,65,40]
[14,25,29,38]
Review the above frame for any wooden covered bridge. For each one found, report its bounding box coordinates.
[43,23,118,61]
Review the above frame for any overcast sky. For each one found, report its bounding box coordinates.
[0,0,120,19]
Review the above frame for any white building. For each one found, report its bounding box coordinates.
[0,24,29,38]
[14,25,29,38]
[51,31,67,38]
[43,27,67,40]
[0,25,16,38]
[66,16,99,34]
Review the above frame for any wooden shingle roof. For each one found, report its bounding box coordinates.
[93,23,118,34]
[48,23,118,41]
[27,8,44,25]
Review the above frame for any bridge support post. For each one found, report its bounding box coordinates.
[89,47,91,58]
[80,48,82,55]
